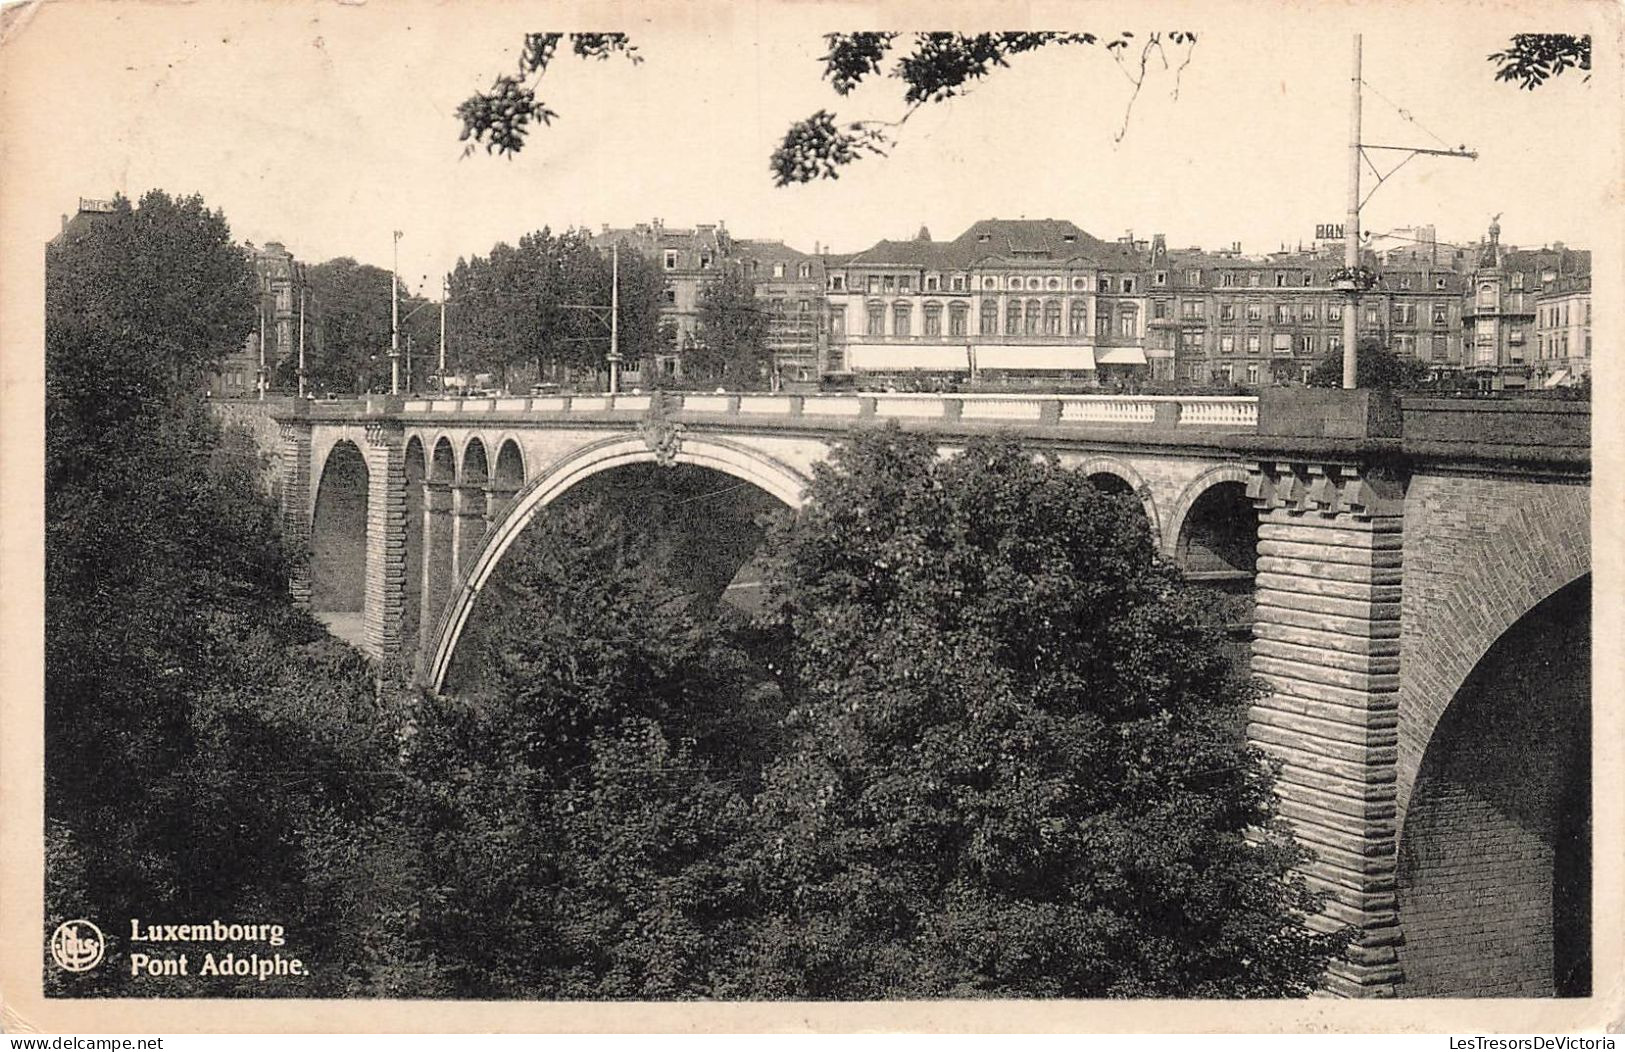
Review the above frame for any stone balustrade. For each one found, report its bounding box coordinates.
[373,391,1261,431]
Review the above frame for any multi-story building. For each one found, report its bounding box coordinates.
[730,239,827,383]
[592,219,732,379]
[1460,221,1590,391]
[1534,274,1591,387]
[213,241,306,398]
[825,218,1152,387]
[1161,241,1467,388]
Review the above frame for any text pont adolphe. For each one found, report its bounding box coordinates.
[126,918,308,981]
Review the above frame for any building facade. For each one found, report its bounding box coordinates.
[825,219,1152,387]
[213,241,306,398]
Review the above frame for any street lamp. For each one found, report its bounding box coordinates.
[390,229,403,395]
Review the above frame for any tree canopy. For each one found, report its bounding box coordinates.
[1489,34,1590,90]
[691,268,772,386]
[289,257,436,394]
[1307,337,1431,390]
[456,31,1196,185]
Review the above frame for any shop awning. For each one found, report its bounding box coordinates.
[1096,347,1148,366]
[1541,369,1570,388]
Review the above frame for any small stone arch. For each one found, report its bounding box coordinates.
[423,432,809,691]
[429,436,456,483]
[1164,464,1254,559]
[1076,455,1160,543]
[460,436,489,487]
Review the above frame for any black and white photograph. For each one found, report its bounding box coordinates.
[0,0,1616,1034]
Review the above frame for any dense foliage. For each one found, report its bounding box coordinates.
[690,269,772,387]
[285,257,437,395]
[446,228,665,388]
[1307,337,1431,390]
[1489,34,1590,90]
[45,191,402,996]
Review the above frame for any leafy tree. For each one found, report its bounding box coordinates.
[445,228,662,388]
[286,257,435,395]
[1489,34,1590,89]
[457,31,1195,185]
[731,430,1346,998]
[403,502,774,997]
[1306,337,1430,390]
[45,190,407,996]
[691,268,771,386]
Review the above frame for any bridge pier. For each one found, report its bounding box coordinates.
[420,480,456,660]
[278,421,313,608]
[360,422,408,664]
[451,482,488,586]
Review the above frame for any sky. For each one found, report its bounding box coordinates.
[2,0,1617,293]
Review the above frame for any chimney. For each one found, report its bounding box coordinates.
[1152,233,1166,259]
[601,223,609,236]
[60,213,68,231]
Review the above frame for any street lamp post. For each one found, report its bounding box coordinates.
[606,242,623,395]
[390,229,403,395]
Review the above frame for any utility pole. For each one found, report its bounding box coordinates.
[390,229,403,395]
[297,276,307,399]
[257,291,267,401]
[439,273,448,381]
[607,241,622,394]
[1338,33,1475,389]
[406,334,413,392]
[1342,35,1363,390]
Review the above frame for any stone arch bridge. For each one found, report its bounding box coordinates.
[267,388,1589,1000]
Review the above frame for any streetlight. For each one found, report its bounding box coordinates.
[390,229,403,395]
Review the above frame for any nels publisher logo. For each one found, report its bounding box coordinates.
[50,919,106,972]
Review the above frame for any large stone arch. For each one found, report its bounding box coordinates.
[1395,481,1590,816]
[309,439,369,617]
[1395,574,1590,997]
[1164,464,1254,559]
[1075,455,1160,543]
[423,432,810,690]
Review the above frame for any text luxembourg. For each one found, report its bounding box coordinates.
[129,919,285,946]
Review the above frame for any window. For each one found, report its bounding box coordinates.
[1432,334,1448,361]
[1154,270,1168,287]
[980,301,998,335]
[1121,277,1136,294]
[1299,334,1316,355]
[893,303,911,336]
[1246,334,1261,355]
[1365,307,1380,325]
[830,307,846,335]
[1392,304,1416,325]
[1044,300,1061,335]
[1186,330,1206,351]
[830,274,846,291]
[1072,277,1087,290]
[1026,299,1041,335]
[1246,303,1263,322]
[923,302,942,336]
[977,233,990,242]
[1303,272,1315,286]
[1512,272,1524,290]
[1329,334,1343,353]
[1302,304,1316,322]
[1478,282,1495,307]
[1220,334,1236,355]
[799,263,812,279]
[1432,302,1448,326]
[1069,301,1087,336]
[1220,303,1236,322]
[899,276,912,294]
[1328,303,1343,322]
[949,303,968,336]
[1394,335,1416,357]
[1047,277,1062,290]
[1186,268,1202,285]
[1301,364,1314,383]
[1181,299,1205,319]
[924,275,939,291]
[1118,308,1137,338]
[1189,362,1205,381]
[866,302,884,335]
[1007,301,1022,336]
[867,276,881,294]
[1098,276,1112,293]
[1436,277,1448,290]
[1275,272,1287,287]
[1247,363,1261,385]
[1096,312,1111,338]
[1248,272,1262,287]
[1275,304,1293,323]
[1398,276,1412,290]
[664,250,679,270]
[1272,333,1292,356]
[773,262,786,278]
[951,275,966,292]
[883,275,896,293]
[699,252,713,269]
[1153,300,1169,320]
[1220,272,1236,287]
[983,277,997,290]
[1215,363,1234,382]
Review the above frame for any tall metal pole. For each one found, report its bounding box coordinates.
[1342,34,1363,390]
[390,230,402,395]
[297,280,307,399]
[257,293,267,401]
[439,274,447,379]
[608,242,622,395]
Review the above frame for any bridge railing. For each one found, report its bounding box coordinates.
[394,392,1260,430]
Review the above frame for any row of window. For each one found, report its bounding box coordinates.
[844,268,1460,295]
[852,299,1142,339]
[1194,362,1317,385]
[1149,300,1455,325]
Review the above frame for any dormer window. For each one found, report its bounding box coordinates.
[772,262,786,278]
[1061,234,1077,243]
[977,233,991,243]
[663,250,678,270]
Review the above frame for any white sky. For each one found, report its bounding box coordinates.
[2,0,1617,291]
